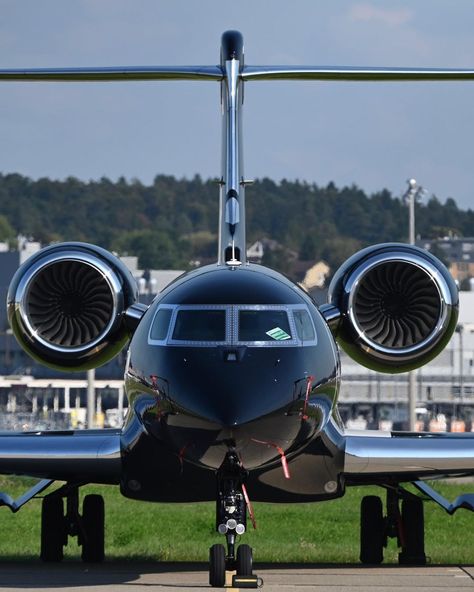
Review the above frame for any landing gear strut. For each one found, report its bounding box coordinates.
[209,452,257,588]
[359,488,426,565]
[40,486,105,563]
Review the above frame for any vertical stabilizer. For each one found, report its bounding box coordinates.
[218,31,247,266]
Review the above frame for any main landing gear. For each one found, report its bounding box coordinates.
[360,488,426,565]
[40,486,105,563]
[209,452,259,588]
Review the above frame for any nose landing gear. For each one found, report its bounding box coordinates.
[209,452,259,588]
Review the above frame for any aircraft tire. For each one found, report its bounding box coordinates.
[236,544,253,575]
[81,494,105,563]
[398,498,426,565]
[40,495,65,562]
[360,495,385,564]
[209,543,226,587]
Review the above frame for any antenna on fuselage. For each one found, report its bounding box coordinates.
[218,31,247,267]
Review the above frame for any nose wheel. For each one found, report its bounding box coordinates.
[209,544,226,588]
[209,452,258,588]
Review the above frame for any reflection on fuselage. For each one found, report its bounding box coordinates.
[126,264,340,470]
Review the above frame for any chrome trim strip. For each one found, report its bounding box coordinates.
[242,66,474,81]
[0,66,223,82]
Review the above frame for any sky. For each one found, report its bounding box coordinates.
[0,1,473,211]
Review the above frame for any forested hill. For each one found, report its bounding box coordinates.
[0,173,472,279]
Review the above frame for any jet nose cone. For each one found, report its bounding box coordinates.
[171,352,296,427]
[194,394,260,428]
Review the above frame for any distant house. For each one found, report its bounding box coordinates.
[246,240,264,262]
[246,238,297,264]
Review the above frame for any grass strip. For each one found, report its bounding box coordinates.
[0,477,471,563]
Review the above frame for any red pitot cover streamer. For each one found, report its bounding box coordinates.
[251,438,291,480]
[241,483,257,530]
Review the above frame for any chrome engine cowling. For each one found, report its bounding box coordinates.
[326,243,458,373]
[8,242,139,371]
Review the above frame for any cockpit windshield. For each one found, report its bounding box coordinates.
[238,310,292,342]
[148,304,317,347]
[172,309,226,342]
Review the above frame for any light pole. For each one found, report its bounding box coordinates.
[87,368,95,429]
[402,179,425,431]
[403,178,425,244]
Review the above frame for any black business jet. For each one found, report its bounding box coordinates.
[1,30,474,587]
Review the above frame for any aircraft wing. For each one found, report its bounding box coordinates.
[0,429,121,484]
[344,429,474,483]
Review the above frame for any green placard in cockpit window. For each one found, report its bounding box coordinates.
[266,327,291,341]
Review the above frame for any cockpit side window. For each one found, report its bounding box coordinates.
[293,309,316,342]
[172,309,227,342]
[238,310,292,342]
[150,308,173,341]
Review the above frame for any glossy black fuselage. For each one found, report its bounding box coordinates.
[124,264,340,483]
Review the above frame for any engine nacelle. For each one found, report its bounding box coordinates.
[8,242,139,371]
[325,243,458,373]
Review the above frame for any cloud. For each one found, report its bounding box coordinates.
[349,3,414,27]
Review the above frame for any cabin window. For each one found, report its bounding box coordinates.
[149,308,173,341]
[293,309,316,342]
[238,310,292,342]
[172,309,227,342]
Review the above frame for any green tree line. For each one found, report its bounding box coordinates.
[0,173,472,278]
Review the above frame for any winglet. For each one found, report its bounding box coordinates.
[0,479,53,513]
[413,480,474,515]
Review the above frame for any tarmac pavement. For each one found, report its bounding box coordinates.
[0,562,472,591]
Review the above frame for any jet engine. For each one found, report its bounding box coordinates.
[325,243,458,373]
[8,242,139,371]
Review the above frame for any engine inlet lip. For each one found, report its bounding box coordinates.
[16,251,122,354]
[346,252,453,356]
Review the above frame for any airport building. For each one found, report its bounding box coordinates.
[417,236,474,285]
